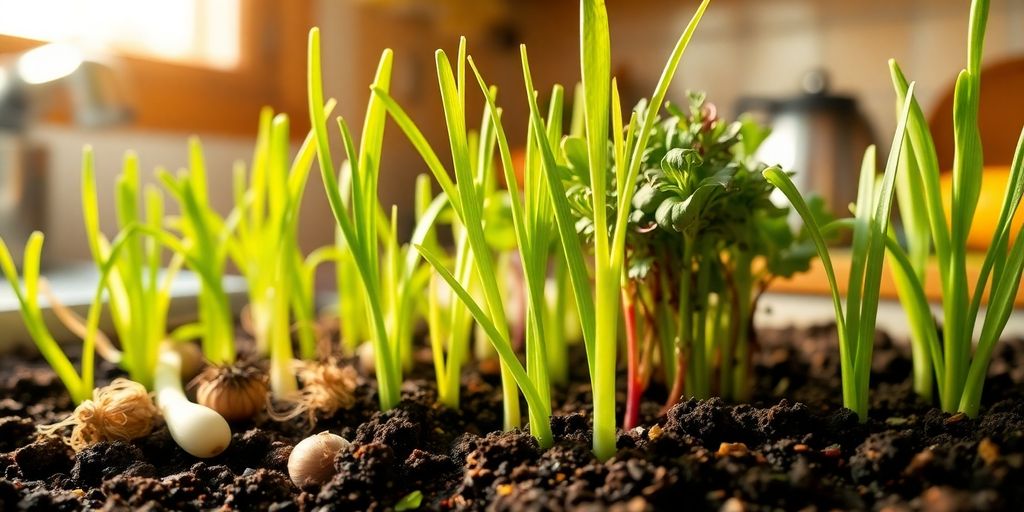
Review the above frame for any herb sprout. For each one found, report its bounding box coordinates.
[765,83,917,420]
[520,0,710,460]
[886,0,1024,416]
[570,95,819,426]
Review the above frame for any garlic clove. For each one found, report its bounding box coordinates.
[288,431,351,488]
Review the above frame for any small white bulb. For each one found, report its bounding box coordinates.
[162,399,232,458]
[288,431,351,487]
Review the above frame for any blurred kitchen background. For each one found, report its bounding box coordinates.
[2,0,1023,254]
[1,0,1023,341]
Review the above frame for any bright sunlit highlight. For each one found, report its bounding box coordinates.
[17,43,84,84]
[0,0,240,69]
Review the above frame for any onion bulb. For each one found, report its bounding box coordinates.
[155,349,232,458]
[193,365,269,421]
[288,431,350,487]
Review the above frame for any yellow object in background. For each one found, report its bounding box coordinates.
[940,167,1023,250]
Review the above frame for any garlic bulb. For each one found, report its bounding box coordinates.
[288,431,350,487]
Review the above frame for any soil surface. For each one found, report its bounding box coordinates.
[2,324,1023,511]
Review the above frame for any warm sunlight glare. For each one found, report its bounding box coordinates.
[17,44,83,84]
[0,0,240,69]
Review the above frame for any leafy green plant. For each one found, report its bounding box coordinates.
[519,0,710,460]
[886,0,1024,416]
[765,82,917,420]
[571,95,820,426]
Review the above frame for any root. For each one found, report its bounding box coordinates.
[38,378,159,451]
[268,359,358,428]
[39,278,122,365]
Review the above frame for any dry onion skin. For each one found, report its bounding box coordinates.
[192,365,269,421]
[269,360,358,426]
[38,378,159,451]
[287,431,351,487]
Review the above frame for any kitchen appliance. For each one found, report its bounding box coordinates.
[737,69,876,220]
[0,44,247,352]
[0,44,132,266]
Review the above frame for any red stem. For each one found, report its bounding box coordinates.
[661,351,687,415]
[622,287,642,430]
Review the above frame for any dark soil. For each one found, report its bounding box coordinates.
[2,325,1024,511]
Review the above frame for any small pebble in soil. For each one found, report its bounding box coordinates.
[716,442,749,458]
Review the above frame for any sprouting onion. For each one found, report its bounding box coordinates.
[309,29,405,411]
[0,233,93,403]
[229,106,333,398]
[81,147,183,390]
[764,82,917,420]
[157,139,239,367]
[154,347,232,457]
[79,221,241,454]
[371,36,557,444]
[885,0,1024,416]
